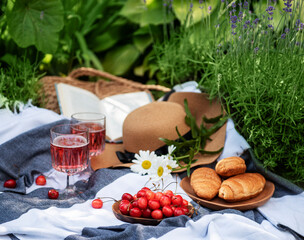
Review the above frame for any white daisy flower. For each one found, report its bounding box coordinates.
[166,145,178,171]
[130,150,157,175]
[149,156,171,182]
[168,145,176,156]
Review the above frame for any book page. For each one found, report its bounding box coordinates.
[56,83,100,118]
[98,91,153,141]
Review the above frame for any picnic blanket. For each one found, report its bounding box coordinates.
[0,92,304,240]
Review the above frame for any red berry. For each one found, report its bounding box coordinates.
[3,179,16,188]
[181,206,190,215]
[174,207,185,216]
[130,207,142,218]
[181,199,189,207]
[122,193,134,202]
[145,190,155,200]
[142,208,152,218]
[172,195,183,206]
[137,189,146,198]
[151,209,163,219]
[132,199,139,208]
[119,199,130,206]
[35,175,46,186]
[48,189,59,199]
[160,195,172,207]
[162,205,174,217]
[92,199,103,209]
[148,199,161,210]
[141,187,151,191]
[163,189,174,198]
[137,197,148,209]
[119,203,130,215]
[154,192,163,200]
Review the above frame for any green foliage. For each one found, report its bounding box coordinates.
[201,0,304,185]
[161,100,227,176]
[0,59,43,110]
[7,0,64,54]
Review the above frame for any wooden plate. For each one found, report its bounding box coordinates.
[112,201,194,225]
[180,177,275,211]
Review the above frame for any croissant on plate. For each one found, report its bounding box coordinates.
[190,167,222,200]
[218,173,266,202]
[215,156,246,177]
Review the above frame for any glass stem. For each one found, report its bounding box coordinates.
[66,175,70,189]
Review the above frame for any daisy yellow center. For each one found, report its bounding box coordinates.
[167,165,172,170]
[157,166,164,177]
[141,160,151,169]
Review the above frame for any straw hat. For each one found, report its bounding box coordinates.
[90,92,227,172]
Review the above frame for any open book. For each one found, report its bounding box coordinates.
[55,83,154,141]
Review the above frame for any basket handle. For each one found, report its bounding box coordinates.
[68,67,171,92]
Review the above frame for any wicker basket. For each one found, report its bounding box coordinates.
[40,67,171,114]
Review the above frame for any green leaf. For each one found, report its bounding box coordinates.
[133,27,153,53]
[172,0,219,26]
[7,0,64,54]
[102,44,140,75]
[120,0,174,26]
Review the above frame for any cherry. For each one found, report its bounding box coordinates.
[141,187,151,191]
[163,189,174,198]
[3,179,16,188]
[145,190,155,200]
[159,195,172,207]
[130,207,142,218]
[148,199,160,210]
[132,199,139,208]
[151,209,163,219]
[92,199,103,209]
[137,197,148,209]
[142,208,152,218]
[121,193,134,202]
[181,206,190,215]
[137,189,147,198]
[174,207,185,216]
[48,189,59,199]
[119,199,130,206]
[172,195,183,206]
[154,192,163,200]
[182,199,189,207]
[162,205,174,217]
[119,202,130,215]
[35,175,46,185]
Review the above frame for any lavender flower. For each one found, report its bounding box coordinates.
[281,33,286,39]
[253,18,259,25]
[254,47,259,53]
[243,1,249,9]
[283,0,292,13]
[208,6,212,12]
[238,11,243,21]
[230,15,238,24]
[266,6,275,15]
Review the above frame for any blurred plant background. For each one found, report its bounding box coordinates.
[0,0,303,186]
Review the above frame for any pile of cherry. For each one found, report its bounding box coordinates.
[114,187,191,220]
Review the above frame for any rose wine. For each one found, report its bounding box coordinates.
[72,122,106,157]
[51,135,89,175]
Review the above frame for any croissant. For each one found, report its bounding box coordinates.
[215,156,246,177]
[190,167,222,200]
[218,173,266,202]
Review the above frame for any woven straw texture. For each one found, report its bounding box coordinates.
[40,67,171,113]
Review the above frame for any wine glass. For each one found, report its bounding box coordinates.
[50,124,89,199]
[71,112,106,173]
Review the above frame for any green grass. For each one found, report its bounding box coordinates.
[0,59,43,111]
[203,37,304,186]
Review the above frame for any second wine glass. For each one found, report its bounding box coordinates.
[71,112,106,173]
